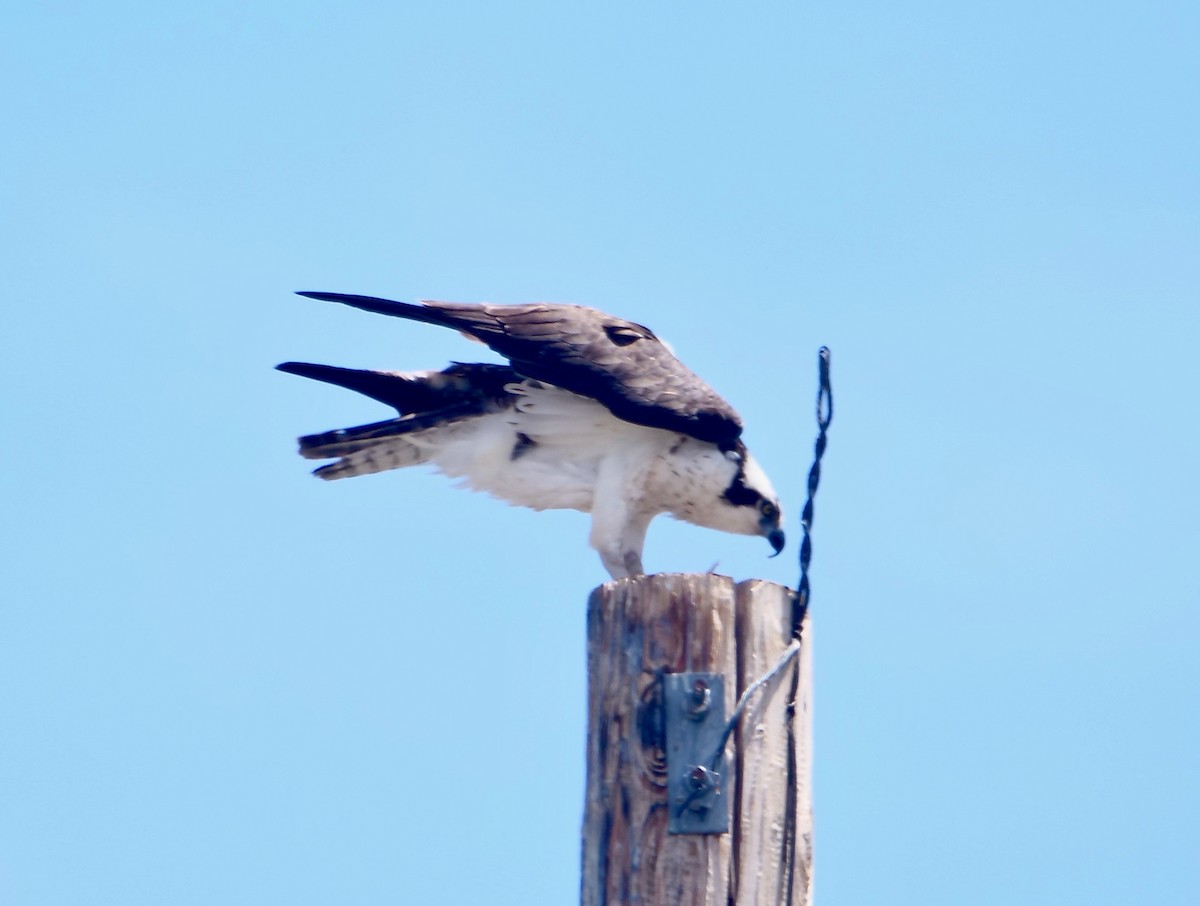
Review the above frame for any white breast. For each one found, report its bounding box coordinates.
[421,382,648,512]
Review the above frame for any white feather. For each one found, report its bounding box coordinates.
[311,381,780,578]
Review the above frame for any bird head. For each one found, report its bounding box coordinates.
[714,442,785,556]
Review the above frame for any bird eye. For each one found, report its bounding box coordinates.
[760,502,776,518]
[604,324,645,347]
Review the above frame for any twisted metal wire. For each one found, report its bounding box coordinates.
[793,346,833,638]
[783,346,832,904]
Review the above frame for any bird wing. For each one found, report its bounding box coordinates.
[275,360,518,415]
[275,361,517,458]
[295,292,744,445]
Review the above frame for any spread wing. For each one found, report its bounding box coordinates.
[296,291,744,444]
[274,362,521,477]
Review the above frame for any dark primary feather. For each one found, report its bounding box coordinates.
[276,361,517,414]
[276,361,519,460]
[295,291,744,444]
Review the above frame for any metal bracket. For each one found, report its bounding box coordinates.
[664,672,729,835]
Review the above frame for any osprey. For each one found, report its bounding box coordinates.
[278,292,784,578]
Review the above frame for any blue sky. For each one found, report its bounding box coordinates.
[2,2,1197,903]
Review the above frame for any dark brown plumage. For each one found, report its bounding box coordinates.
[295,292,744,445]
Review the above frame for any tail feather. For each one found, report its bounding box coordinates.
[311,439,428,480]
[296,407,481,460]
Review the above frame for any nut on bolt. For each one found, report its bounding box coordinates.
[685,678,711,718]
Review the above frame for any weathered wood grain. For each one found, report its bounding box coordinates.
[733,580,813,906]
[582,574,812,906]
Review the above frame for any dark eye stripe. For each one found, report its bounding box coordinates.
[721,439,769,509]
[722,470,763,508]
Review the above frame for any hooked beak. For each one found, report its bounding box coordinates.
[767,528,786,557]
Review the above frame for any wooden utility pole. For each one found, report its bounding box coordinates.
[582,573,813,906]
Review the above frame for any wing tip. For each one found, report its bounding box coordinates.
[292,291,443,324]
[312,462,349,480]
[295,290,398,307]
